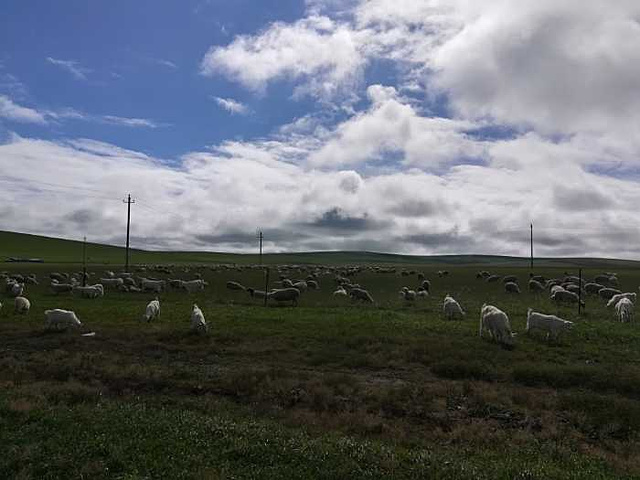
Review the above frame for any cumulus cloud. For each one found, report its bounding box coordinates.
[46,57,91,80]
[0,95,47,124]
[211,96,249,115]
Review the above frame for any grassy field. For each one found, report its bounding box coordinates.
[1,257,640,480]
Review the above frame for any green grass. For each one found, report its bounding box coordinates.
[1,257,640,478]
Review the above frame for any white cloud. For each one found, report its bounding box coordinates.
[155,59,178,69]
[101,115,163,128]
[201,15,364,100]
[211,97,249,115]
[46,57,91,80]
[0,95,47,124]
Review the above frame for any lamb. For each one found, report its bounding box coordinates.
[182,279,206,293]
[350,288,374,303]
[44,309,82,331]
[525,309,573,341]
[190,304,208,333]
[504,282,520,294]
[267,288,300,306]
[14,296,30,314]
[50,282,74,294]
[598,287,622,301]
[551,289,584,306]
[615,298,634,323]
[479,304,514,346]
[400,287,416,302]
[528,279,545,293]
[333,287,348,297]
[142,298,160,322]
[226,281,246,291]
[443,294,465,320]
[606,292,636,308]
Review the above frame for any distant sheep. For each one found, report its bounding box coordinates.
[606,292,636,308]
[400,287,416,302]
[190,304,208,333]
[247,288,267,299]
[10,282,24,298]
[585,283,605,295]
[486,275,501,283]
[551,289,584,306]
[142,298,160,322]
[307,280,319,290]
[598,287,622,301]
[479,304,514,346]
[421,280,431,293]
[44,309,82,331]
[528,279,545,293]
[350,288,374,303]
[292,281,308,292]
[504,282,520,294]
[50,282,74,294]
[503,275,518,284]
[615,297,634,323]
[140,278,165,293]
[443,294,465,320]
[73,285,102,299]
[182,279,206,293]
[525,309,573,341]
[14,296,31,314]
[437,270,450,278]
[100,278,125,289]
[333,287,348,297]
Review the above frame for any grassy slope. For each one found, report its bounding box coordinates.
[2,229,640,267]
[1,263,640,478]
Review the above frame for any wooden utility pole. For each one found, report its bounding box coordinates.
[123,194,135,272]
[264,267,269,307]
[578,268,583,315]
[82,236,87,287]
[258,230,263,265]
[530,223,534,271]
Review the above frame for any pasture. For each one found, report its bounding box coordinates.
[1,260,640,479]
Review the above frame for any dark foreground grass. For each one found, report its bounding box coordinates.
[1,263,640,478]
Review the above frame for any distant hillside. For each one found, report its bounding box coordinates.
[1,230,639,267]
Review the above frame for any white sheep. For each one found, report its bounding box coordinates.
[616,298,634,323]
[190,304,208,333]
[292,280,308,292]
[479,304,514,346]
[44,309,82,331]
[443,294,465,320]
[50,282,74,294]
[607,292,636,308]
[100,278,125,288]
[10,282,24,298]
[598,287,622,300]
[140,278,165,293]
[400,287,416,302]
[551,289,584,306]
[333,287,348,297]
[226,281,246,291]
[525,309,573,341]
[73,285,102,299]
[528,279,545,293]
[142,298,161,322]
[585,282,605,295]
[14,296,30,314]
[267,288,300,306]
[182,279,206,294]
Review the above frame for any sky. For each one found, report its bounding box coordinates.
[2,0,640,258]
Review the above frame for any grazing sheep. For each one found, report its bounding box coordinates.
[421,280,431,293]
[598,287,622,301]
[50,272,68,283]
[486,275,501,283]
[140,278,165,293]
[504,282,520,294]
[550,285,565,296]
[525,309,573,341]
[530,274,545,284]
[595,274,616,287]
[73,285,102,299]
[333,287,348,297]
[479,304,514,346]
[226,281,246,291]
[50,282,74,294]
[503,275,518,284]
[443,294,465,320]
[307,279,319,290]
[100,278,125,289]
[350,288,374,303]
[292,281,308,292]
[528,279,545,293]
[267,288,300,306]
[606,292,636,308]
[437,270,449,278]
[551,289,584,306]
[585,283,605,295]
[14,296,30,314]
[182,279,206,293]
[44,309,82,331]
[417,288,429,298]
[615,298,634,323]
[25,275,38,285]
[142,298,160,322]
[190,304,208,333]
[281,279,294,288]
[564,284,583,296]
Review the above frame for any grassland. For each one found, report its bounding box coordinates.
[1,233,640,478]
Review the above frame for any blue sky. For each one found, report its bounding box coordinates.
[2,0,640,257]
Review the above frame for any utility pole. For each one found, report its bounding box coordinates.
[82,236,87,287]
[123,194,135,273]
[258,230,263,265]
[578,268,583,315]
[530,223,534,271]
